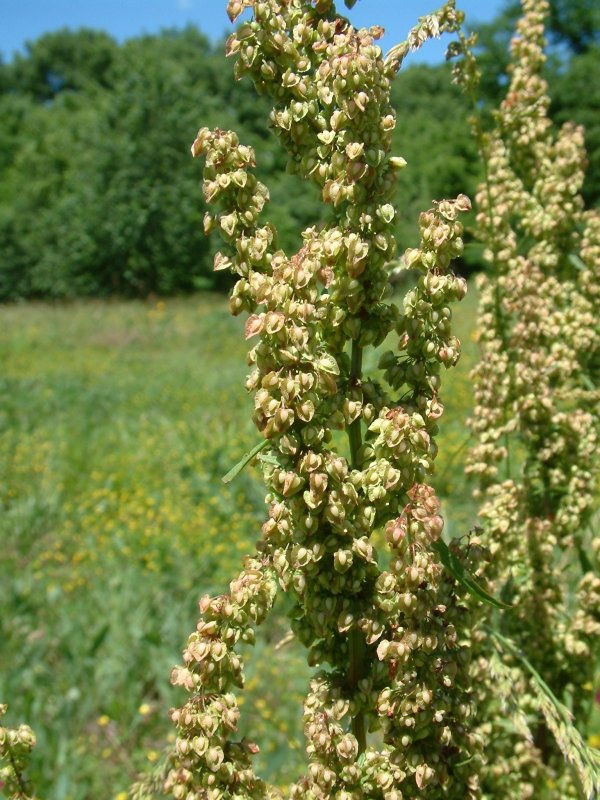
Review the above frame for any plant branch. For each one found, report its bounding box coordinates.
[6,740,29,798]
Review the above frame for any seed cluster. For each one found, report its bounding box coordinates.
[166,1,484,798]
[166,560,278,799]
[0,704,37,799]
[454,0,600,795]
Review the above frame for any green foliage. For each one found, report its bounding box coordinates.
[0,29,204,297]
[5,28,118,100]
[391,64,481,273]
[0,292,490,799]
[2,24,472,301]
[0,3,597,300]
[0,297,313,798]
[467,3,521,104]
[470,0,599,71]
[432,538,511,610]
[0,32,507,299]
[0,27,322,300]
[545,0,600,54]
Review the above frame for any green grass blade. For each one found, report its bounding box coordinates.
[434,539,512,609]
[222,440,268,484]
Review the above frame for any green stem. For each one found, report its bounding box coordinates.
[347,341,363,466]
[347,339,367,753]
[6,740,29,798]
[348,629,366,750]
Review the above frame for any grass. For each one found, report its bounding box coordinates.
[0,289,596,798]
[0,296,309,798]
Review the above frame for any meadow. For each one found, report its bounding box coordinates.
[2,0,599,794]
[0,285,566,799]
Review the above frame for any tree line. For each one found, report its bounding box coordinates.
[0,1,597,300]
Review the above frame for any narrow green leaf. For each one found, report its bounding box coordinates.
[87,623,110,657]
[258,452,281,467]
[222,440,269,484]
[488,629,560,707]
[575,539,594,574]
[433,539,512,610]
[568,253,587,272]
[455,755,476,768]
[581,373,596,392]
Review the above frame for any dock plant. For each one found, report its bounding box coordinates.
[452,0,600,796]
[0,705,36,800]
[2,3,598,800]
[164,1,488,798]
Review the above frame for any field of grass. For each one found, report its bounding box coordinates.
[0,286,544,799]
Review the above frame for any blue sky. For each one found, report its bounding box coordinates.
[2,0,505,64]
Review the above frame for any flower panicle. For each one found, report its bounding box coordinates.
[0,705,37,800]
[167,1,482,797]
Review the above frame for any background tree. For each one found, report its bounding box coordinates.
[5,28,118,100]
[391,63,480,271]
[545,0,600,54]
[0,3,597,300]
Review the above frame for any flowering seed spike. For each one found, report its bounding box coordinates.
[452,0,600,795]
[167,2,485,798]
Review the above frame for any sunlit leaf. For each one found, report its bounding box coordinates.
[222,440,268,484]
[433,538,512,609]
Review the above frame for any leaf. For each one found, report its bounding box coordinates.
[488,629,600,800]
[316,353,340,375]
[258,451,281,467]
[87,623,110,657]
[581,373,596,392]
[575,538,594,574]
[568,253,587,272]
[487,650,534,743]
[433,538,512,610]
[344,0,358,7]
[222,440,269,484]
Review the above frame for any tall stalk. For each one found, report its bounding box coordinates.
[347,339,366,752]
[453,1,600,796]
[165,2,485,798]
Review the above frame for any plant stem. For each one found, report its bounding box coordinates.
[6,740,29,797]
[349,629,366,750]
[347,340,363,467]
[347,338,367,753]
